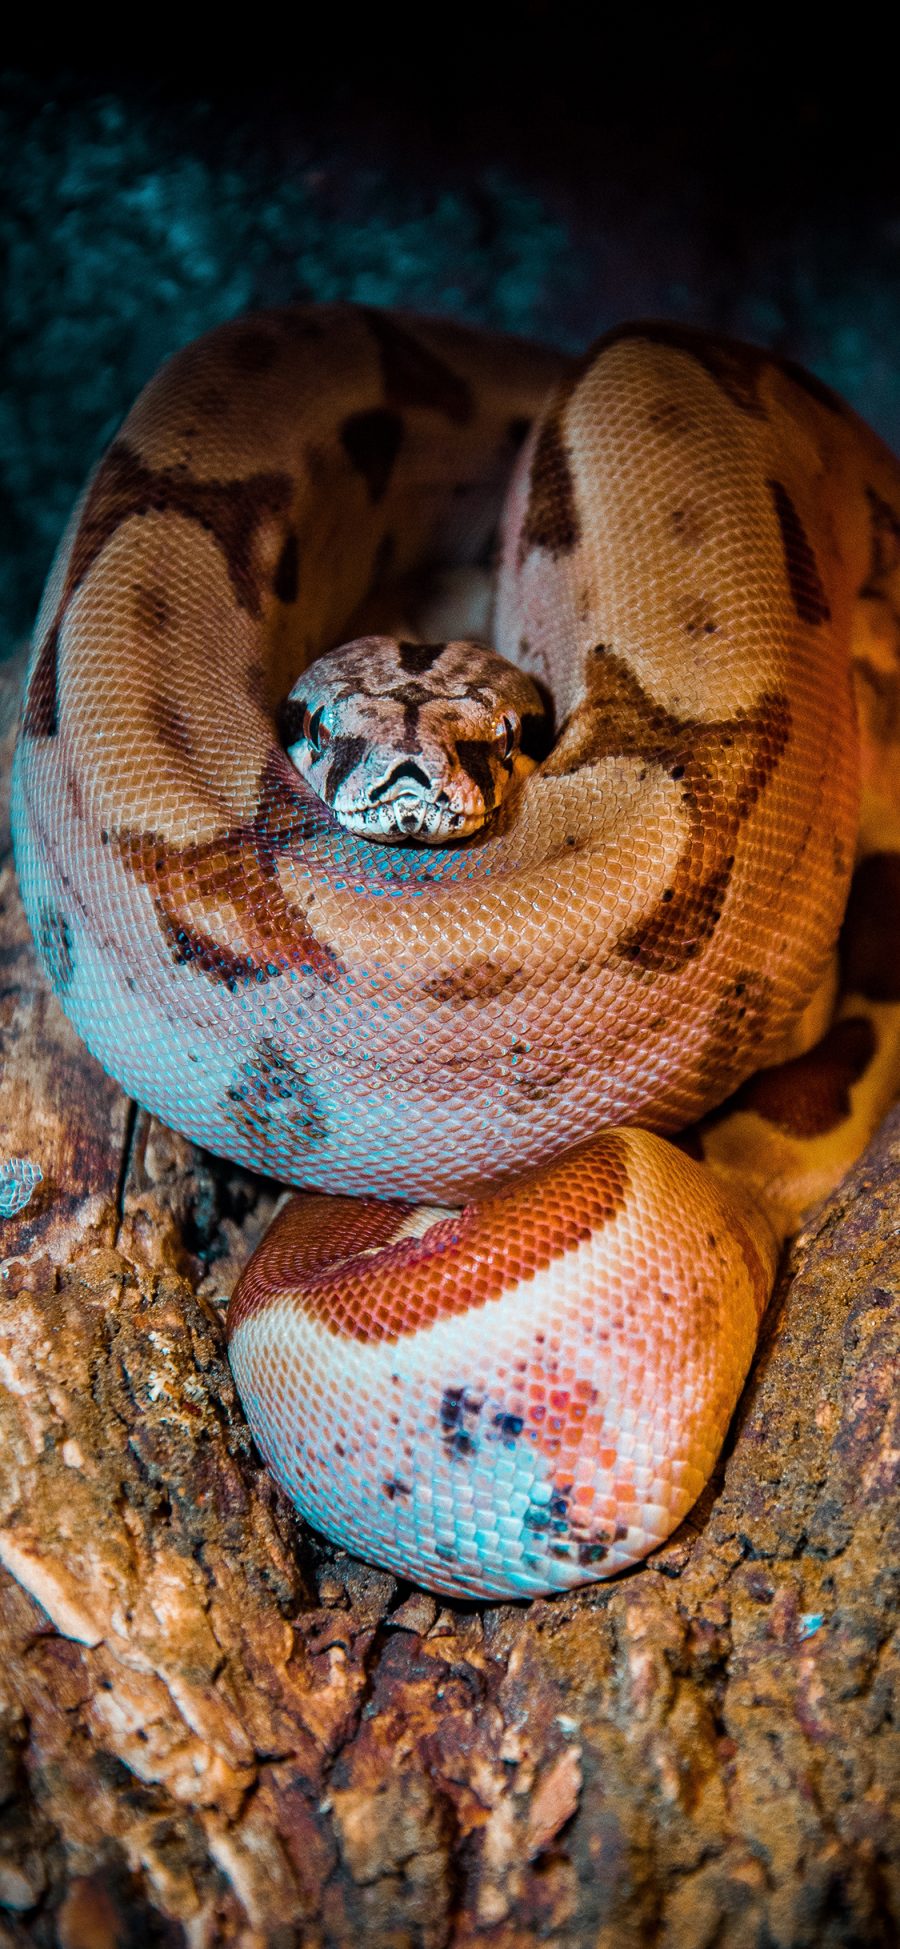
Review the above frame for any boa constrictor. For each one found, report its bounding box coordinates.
[12,307,900,1599]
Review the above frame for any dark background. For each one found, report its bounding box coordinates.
[4,12,900,655]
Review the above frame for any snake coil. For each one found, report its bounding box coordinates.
[13,307,900,1597]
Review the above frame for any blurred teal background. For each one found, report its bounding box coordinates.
[4,21,900,657]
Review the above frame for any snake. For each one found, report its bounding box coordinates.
[11,305,900,1600]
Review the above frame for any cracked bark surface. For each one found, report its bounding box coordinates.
[0,646,897,1949]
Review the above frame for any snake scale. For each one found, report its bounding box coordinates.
[12,306,900,1598]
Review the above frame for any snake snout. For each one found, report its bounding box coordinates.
[370,759,434,804]
[368,759,466,841]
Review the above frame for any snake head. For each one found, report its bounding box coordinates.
[284,635,548,844]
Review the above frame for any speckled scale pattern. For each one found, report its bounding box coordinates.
[12,306,900,1596]
[228,1132,773,1598]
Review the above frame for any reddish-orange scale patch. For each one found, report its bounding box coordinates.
[227,1136,630,1343]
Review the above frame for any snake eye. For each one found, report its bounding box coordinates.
[302,705,330,753]
[494,712,519,761]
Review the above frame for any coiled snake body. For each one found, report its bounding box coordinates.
[13,307,900,1597]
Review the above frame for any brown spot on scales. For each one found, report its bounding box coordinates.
[595,319,846,421]
[455,736,500,813]
[23,444,296,740]
[518,412,580,564]
[340,409,405,504]
[679,594,719,637]
[224,1036,327,1150]
[698,971,778,1098]
[730,1016,877,1139]
[36,903,75,995]
[22,624,60,737]
[618,857,737,975]
[155,907,270,992]
[132,581,171,635]
[547,648,791,972]
[670,504,708,549]
[225,310,325,371]
[117,777,343,991]
[398,642,446,676]
[67,442,294,620]
[361,308,475,424]
[768,479,831,626]
[150,695,196,762]
[597,321,770,420]
[423,958,529,1006]
[272,532,300,604]
[509,1064,572,1107]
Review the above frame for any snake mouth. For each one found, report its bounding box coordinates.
[335,796,487,845]
[337,758,488,843]
[389,795,436,838]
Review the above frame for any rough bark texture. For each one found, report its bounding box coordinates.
[0,647,897,1949]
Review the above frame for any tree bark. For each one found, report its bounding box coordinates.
[0,649,897,1949]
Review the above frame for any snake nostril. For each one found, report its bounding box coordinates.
[370,760,433,802]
